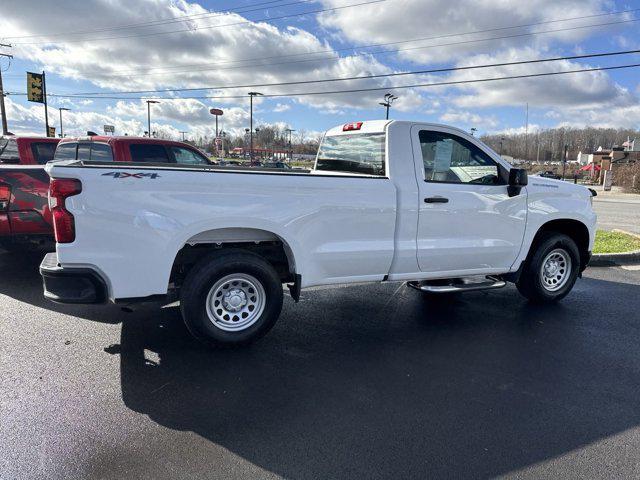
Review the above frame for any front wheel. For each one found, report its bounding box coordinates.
[516,233,580,303]
[180,250,284,347]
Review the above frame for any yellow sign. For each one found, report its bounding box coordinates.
[26,72,44,103]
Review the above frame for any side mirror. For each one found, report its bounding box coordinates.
[508,168,527,197]
[509,168,528,186]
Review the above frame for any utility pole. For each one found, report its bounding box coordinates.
[499,136,505,155]
[379,93,398,120]
[562,143,568,180]
[42,71,50,137]
[146,100,160,137]
[248,92,262,162]
[0,43,12,136]
[58,107,70,137]
[524,102,529,161]
[285,128,295,161]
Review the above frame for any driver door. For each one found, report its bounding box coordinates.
[411,125,527,273]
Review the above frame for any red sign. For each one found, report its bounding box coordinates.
[210,108,223,116]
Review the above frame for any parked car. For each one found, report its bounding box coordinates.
[54,136,213,165]
[40,120,596,346]
[0,136,60,165]
[535,170,561,180]
[263,161,292,169]
[0,136,60,250]
[1,136,211,251]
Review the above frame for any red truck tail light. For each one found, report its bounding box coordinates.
[0,184,10,212]
[49,178,82,243]
[343,122,363,131]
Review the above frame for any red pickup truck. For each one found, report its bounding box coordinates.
[1,135,212,250]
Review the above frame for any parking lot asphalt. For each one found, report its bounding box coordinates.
[2,250,640,480]
[593,198,640,235]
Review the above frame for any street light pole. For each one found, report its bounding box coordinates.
[179,131,187,141]
[248,92,262,161]
[146,100,160,137]
[58,107,70,138]
[0,44,12,136]
[470,127,477,136]
[378,93,398,120]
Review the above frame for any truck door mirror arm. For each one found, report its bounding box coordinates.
[507,168,528,197]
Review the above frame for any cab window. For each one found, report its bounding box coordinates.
[90,143,113,162]
[31,142,58,164]
[0,138,19,164]
[169,146,210,165]
[419,131,501,185]
[53,142,77,161]
[316,133,386,176]
[129,144,170,163]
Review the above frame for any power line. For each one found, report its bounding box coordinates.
[54,7,640,76]
[11,0,388,45]
[70,16,640,79]
[3,0,296,39]
[62,49,640,96]
[3,0,312,40]
[9,63,639,100]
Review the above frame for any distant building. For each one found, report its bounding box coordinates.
[576,147,611,166]
[622,137,638,152]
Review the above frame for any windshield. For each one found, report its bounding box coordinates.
[316,133,386,176]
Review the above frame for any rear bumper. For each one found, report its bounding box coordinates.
[40,252,108,304]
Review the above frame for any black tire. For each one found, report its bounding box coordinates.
[516,232,580,303]
[180,250,283,347]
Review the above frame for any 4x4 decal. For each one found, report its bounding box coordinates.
[102,172,160,179]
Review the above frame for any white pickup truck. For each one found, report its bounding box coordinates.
[41,120,597,346]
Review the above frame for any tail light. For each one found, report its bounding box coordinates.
[0,184,10,212]
[49,178,82,243]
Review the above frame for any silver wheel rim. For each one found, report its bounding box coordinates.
[540,248,572,292]
[205,273,266,332]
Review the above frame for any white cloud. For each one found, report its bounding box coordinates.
[273,103,291,112]
[318,0,613,64]
[0,0,426,112]
[440,110,499,130]
[449,47,635,109]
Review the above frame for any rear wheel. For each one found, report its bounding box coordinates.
[180,250,283,347]
[516,233,580,303]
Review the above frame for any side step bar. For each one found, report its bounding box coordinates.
[407,276,506,293]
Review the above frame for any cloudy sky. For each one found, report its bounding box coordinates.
[0,0,639,140]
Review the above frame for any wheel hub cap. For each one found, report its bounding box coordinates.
[205,273,266,332]
[540,248,571,292]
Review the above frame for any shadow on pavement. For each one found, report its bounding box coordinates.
[0,249,124,324]
[104,275,640,479]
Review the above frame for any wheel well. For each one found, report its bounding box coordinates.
[169,239,294,290]
[534,219,591,269]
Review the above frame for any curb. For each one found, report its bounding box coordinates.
[590,230,640,267]
[590,250,640,267]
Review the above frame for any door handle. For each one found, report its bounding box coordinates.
[424,196,449,203]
